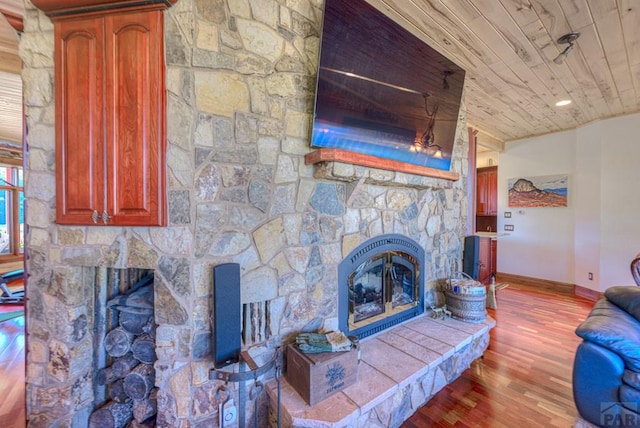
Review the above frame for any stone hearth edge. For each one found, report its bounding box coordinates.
[266,314,495,427]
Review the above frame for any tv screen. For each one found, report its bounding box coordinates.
[311,0,466,171]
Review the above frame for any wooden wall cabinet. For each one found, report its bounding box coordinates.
[53,9,166,226]
[476,166,497,216]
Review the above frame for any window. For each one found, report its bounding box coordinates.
[0,165,24,258]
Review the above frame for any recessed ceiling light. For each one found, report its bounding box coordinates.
[555,99,572,107]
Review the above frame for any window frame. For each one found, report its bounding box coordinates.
[0,156,24,261]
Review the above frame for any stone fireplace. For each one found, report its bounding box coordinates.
[339,234,424,339]
[21,0,473,426]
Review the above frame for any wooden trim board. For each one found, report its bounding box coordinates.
[31,0,177,18]
[497,272,607,301]
[305,149,459,181]
[496,272,574,296]
[573,284,604,302]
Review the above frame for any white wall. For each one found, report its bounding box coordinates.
[497,130,576,283]
[597,114,640,288]
[573,121,602,289]
[476,150,499,168]
[498,112,640,290]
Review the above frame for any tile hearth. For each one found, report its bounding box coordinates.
[266,314,496,428]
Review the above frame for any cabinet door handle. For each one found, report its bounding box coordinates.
[102,210,112,224]
[92,210,99,224]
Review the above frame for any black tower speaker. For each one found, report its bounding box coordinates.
[462,235,480,280]
[212,263,241,368]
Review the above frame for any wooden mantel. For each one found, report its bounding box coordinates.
[31,0,177,18]
[305,148,460,181]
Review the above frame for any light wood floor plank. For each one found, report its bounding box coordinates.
[0,315,25,428]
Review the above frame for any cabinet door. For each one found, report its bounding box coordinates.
[476,170,487,215]
[490,239,497,275]
[478,237,491,283]
[55,18,105,225]
[486,168,497,215]
[105,11,166,226]
[476,166,497,217]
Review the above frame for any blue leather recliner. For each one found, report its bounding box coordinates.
[573,286,640,427]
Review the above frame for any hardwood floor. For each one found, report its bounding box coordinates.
[0,281,595,428]
[0,313,25,428]
[403,282,595,428]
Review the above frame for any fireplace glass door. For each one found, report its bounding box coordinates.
[348,251,418,330]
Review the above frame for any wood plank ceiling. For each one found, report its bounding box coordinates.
[369,0,640,146]
[0,0,638,149]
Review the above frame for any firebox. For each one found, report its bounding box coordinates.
[339,235,425,339]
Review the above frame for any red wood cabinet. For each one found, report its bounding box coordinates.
[491,239,497,275]
[477,237,497,284]
[476,166,497,216]
[54,10,166,226]
[477,237,491,284]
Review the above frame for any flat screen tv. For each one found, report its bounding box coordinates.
[311,0,466,171]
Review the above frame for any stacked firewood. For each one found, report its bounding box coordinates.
[89,280,157,428]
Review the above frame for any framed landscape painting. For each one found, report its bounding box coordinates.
[508,174,568,208]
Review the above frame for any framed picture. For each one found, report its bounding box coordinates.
[508,174,568,208]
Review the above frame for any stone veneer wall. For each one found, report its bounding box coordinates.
[20,0,470,426]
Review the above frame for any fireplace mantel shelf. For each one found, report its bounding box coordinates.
[267,313,495,427]
[305,149,460,181]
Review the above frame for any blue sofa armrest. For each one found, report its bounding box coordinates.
[573,341,625,425]
[576,299,640,371]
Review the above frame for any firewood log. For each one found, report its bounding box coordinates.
[88,400,133,428]
[106,278,154,312]
[123,364,155,400]
[118,311,151,335]
[96,366,118,386]
[111,354,140,378]
[132,388,158,423]
[104,327,134,358]
[109,379,129,403]
[131,334,156,364]
[129,419,155,428]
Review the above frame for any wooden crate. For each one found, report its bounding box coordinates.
[285,343,358,406]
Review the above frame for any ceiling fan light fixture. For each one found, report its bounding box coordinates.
[553,32,580,64]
